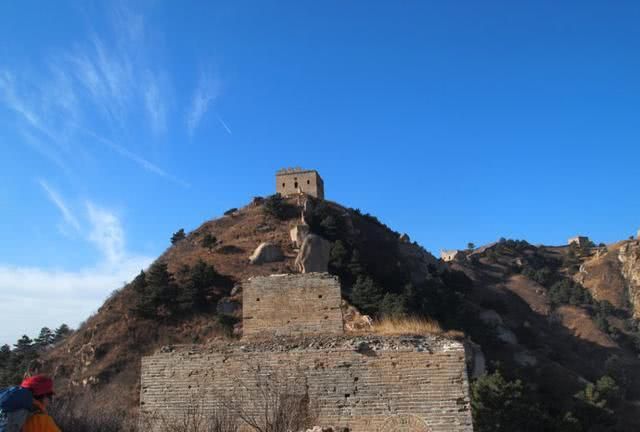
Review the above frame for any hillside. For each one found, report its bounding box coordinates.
[20,195,640,431]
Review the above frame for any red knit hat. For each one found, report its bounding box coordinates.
[21,375,55,397]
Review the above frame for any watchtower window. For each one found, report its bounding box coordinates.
[294,182,298,188]
[307,180,310,185]
[282,183,285,188]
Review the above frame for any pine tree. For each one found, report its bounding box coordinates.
[146,262,178,315]
[347,249,365,280]
[351,276,384,316]
[329,240,349,274]
[131,270,155,318]
[200,233,217,250]
[34,327,55,348]
[171,228,186,244]
[178,260,219,312]
[13,335,33,353]
[53,324,71,343]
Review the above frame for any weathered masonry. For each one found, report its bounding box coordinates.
[140,273,474,431]
[568,236,590,247]
[243,273,343,338]
[276,167,325,199]
[142,337,472,432]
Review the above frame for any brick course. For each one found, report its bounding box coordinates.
[243,274,344,338]
[141,337,473,432]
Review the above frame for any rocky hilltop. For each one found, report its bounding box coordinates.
[34,195,640,431]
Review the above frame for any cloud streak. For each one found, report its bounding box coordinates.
[38,180,81,232]
[86,202,125,264]
[187,73,220,136]
[216,113,233,135]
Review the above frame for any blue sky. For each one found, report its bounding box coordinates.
[1,1,639,344]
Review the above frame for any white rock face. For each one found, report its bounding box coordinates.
[249,242,284,265]
[618,241,640,318]
[295,234,331,273]
[290,223,310,248]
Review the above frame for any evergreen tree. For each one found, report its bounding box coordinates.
[53,324,71,343]
[0,344,10,367]
[34,327,55,348]
[146,262,179,315]
[328,240,349,275]
[379,293,407,318]
[347,249,365,280]
[351,276,384,316]
[200,233,217,250]
[13,335,33,353]
[131,270,155,318]
[178,260,219,312]
[171,228,186,244]
[471,371,550,432]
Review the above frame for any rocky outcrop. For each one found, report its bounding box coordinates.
[249,242,283,265]
[290,223,310,248]
[618,241,640,318]
[398,242,443,284]
[295,234,331,273]
[342,300,373,332]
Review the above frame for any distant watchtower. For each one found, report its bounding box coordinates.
[276,167,324,199]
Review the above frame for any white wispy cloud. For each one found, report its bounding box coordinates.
[0,192,153,345]
[86,202,125,264]
[0,3,192,189]
[0,70,60,142]
[187,72,220,136]
[0,254,152,345]
[38,180,81,232]
[144,77,167,135]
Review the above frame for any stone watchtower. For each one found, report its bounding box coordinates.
[276,167,324,199]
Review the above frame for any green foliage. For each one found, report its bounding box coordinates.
[54,324,72,343]
[131,263,179,318]
[522,266,553,286]
[564,247,582,275]
[350,276,385,316]
[306,202,347,241]
[471,371,551,432]
[0,325,72,387]
[379,293,408,318]
[132,261,233,319]
[200,233,217,250]
[171,228,186,244]
[263,194,296,220]
[548,279,594,307]
[573,375,621,429]
[467,242,476,251]
[34,327,55,348]
[176,260,226,312]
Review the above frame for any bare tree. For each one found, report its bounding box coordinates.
[224,366,319,432]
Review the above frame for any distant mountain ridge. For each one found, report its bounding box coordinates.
[22,195,640,430]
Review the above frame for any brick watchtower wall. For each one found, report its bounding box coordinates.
[243,273,343,338]
[276,168,325,199]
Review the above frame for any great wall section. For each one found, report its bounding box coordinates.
[140,273,473,431]
[139,169,474,431]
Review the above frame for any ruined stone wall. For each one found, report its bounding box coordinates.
[243,274,344,337]
[276,169,325,199]
[141,337,473,432]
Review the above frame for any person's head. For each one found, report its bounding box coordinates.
[21,375,55,406]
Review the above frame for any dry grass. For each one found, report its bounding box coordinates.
[370,316,443,336]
